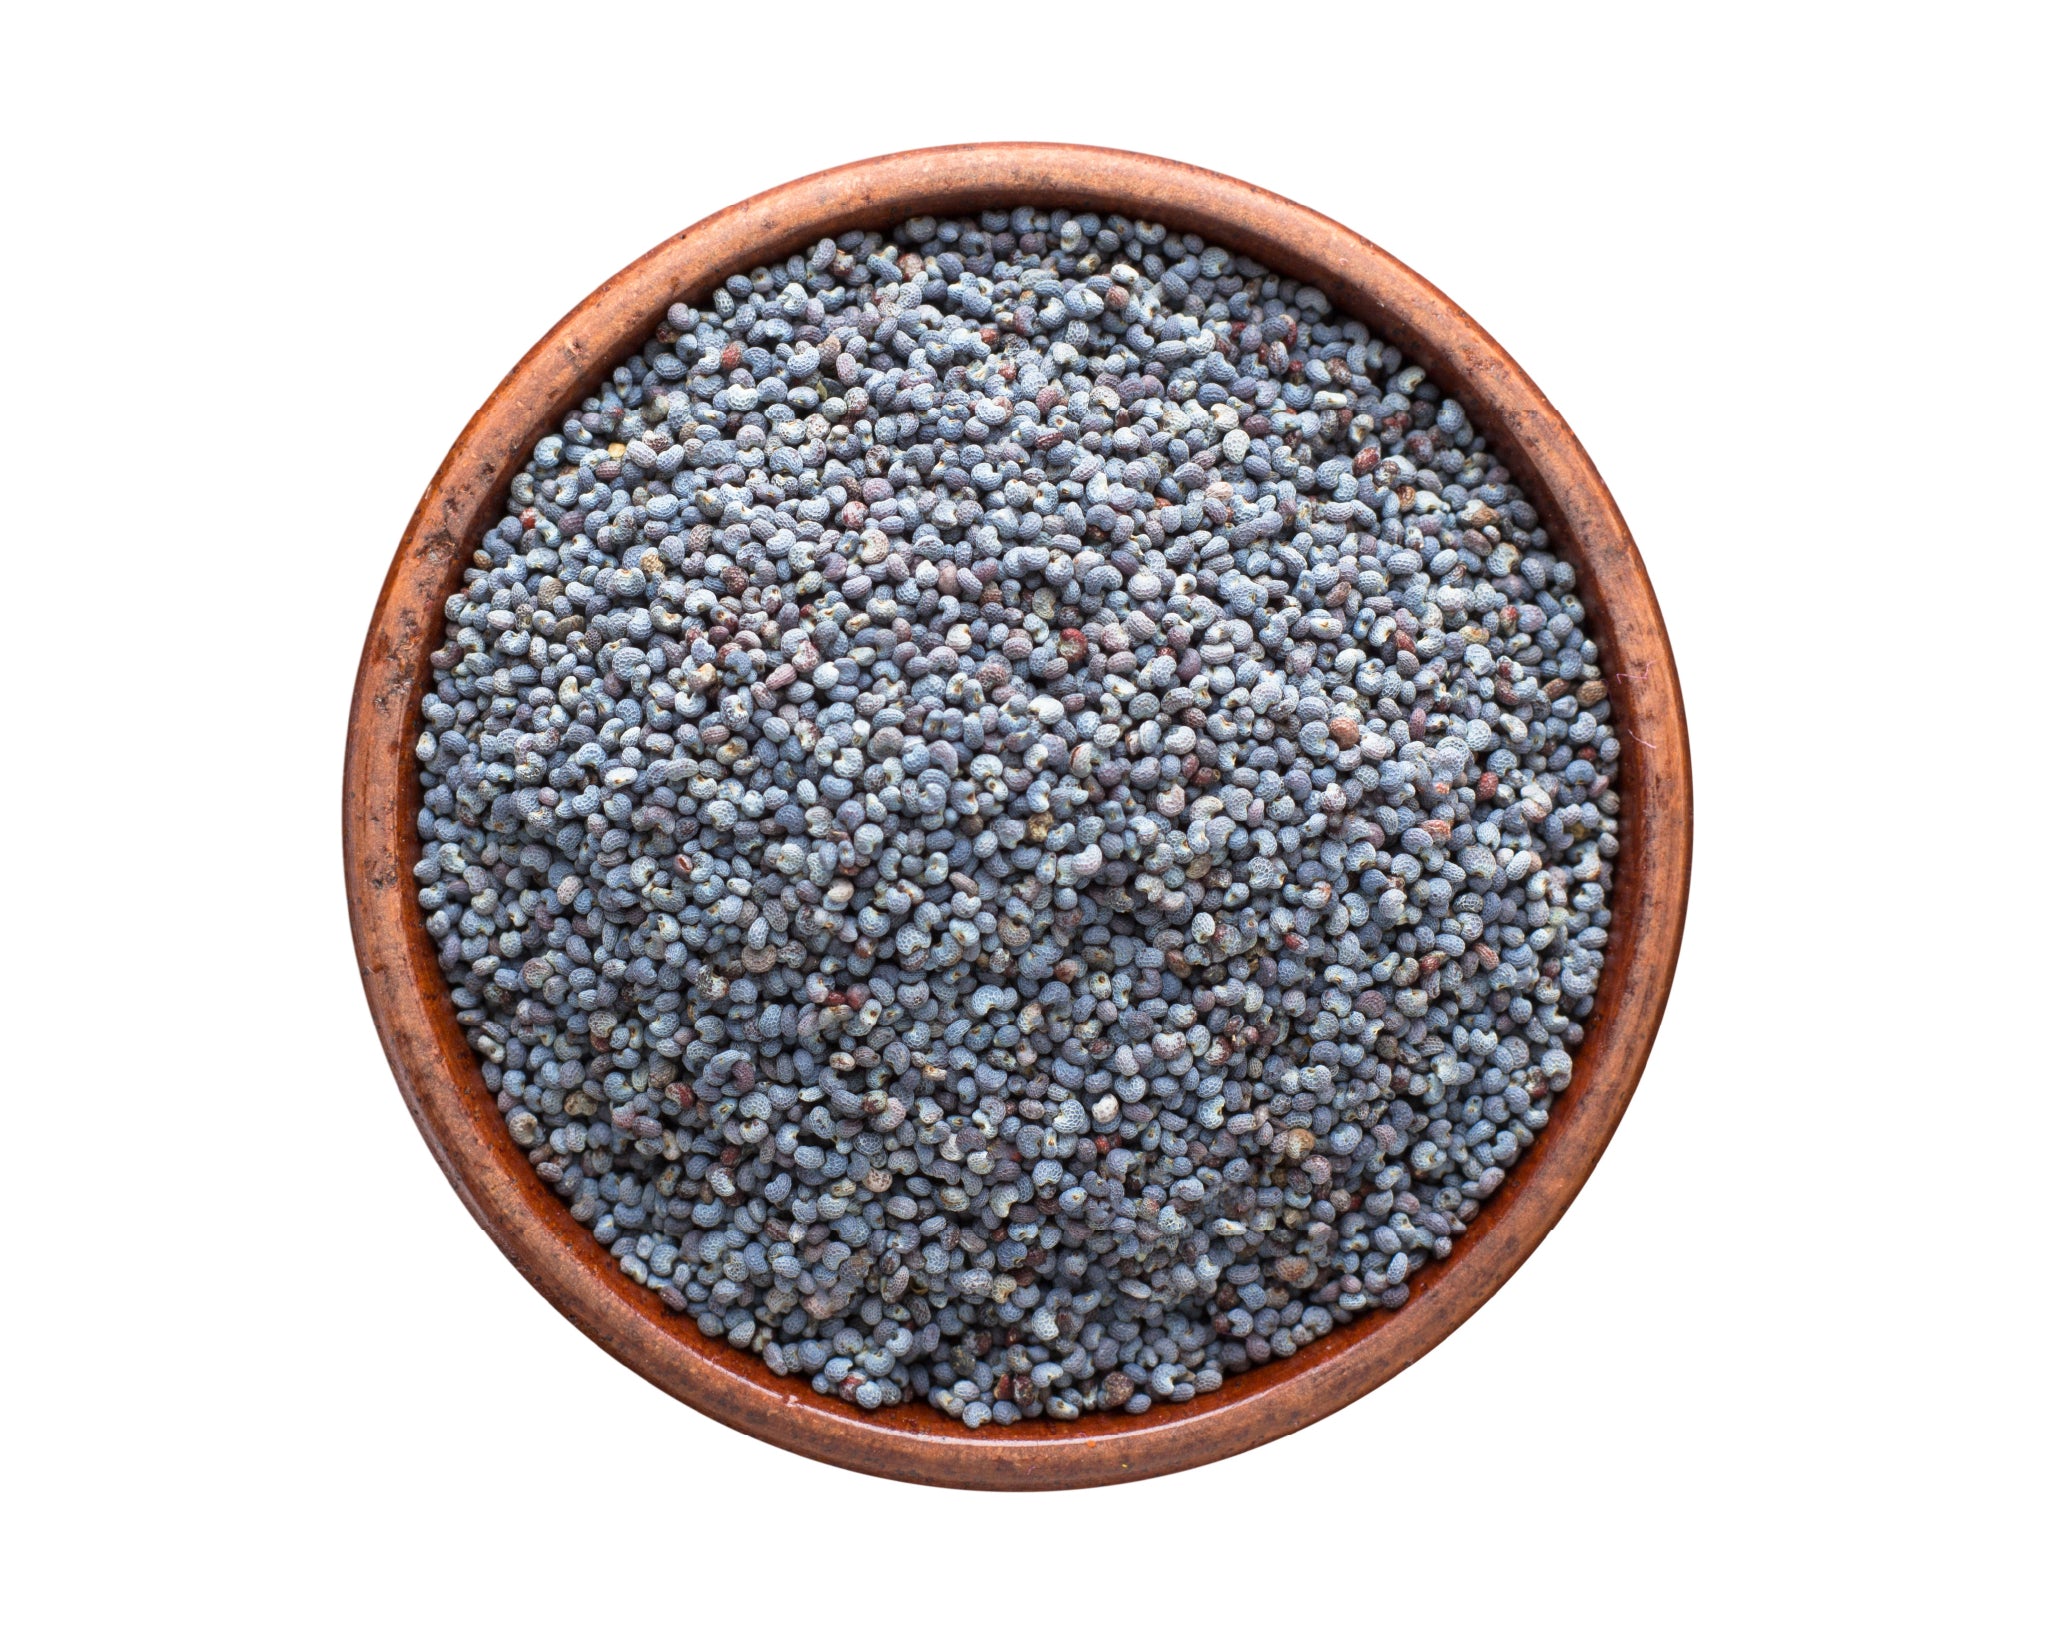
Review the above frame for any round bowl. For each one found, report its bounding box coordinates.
[345,143,1691,1489]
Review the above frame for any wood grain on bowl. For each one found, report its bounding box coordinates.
[344,143,1691,1489]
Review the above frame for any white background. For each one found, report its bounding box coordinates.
[6,5,2039,1634]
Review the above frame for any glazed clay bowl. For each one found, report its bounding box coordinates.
[344,143,1691,1489]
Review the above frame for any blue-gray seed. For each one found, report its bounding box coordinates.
[414,207,1623,1421]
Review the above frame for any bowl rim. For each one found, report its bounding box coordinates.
[344,142,1691,1490]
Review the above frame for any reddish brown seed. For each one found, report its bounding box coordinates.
[1329,714,1360,749]
[1477,771,1499,800]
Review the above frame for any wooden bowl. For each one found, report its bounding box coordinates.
[345,143,1691,1489]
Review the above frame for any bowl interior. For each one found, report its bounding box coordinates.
[345,144,1690,1488]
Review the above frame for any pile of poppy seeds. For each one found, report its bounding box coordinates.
[414,208,1623,1423]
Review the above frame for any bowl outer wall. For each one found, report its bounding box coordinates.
[343,142,1692,1490]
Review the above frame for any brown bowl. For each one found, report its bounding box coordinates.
[345,143,1691,1489]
